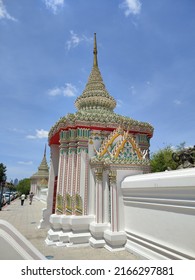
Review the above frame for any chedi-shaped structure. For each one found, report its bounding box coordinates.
[30,145,49,200]
[44,34,154,250]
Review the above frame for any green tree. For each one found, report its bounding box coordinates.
[7,181,16,192]
[17,178,31,195]
[0,163,7,182]
[150,145,179,172]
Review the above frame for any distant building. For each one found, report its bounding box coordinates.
[30,146,49,201]
[43,34,154,250]
[14,178,19,186]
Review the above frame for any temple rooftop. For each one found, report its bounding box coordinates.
[31,145,49,179]
[48,34,153,145]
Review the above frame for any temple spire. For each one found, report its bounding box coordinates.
[44,144,46,157]
[31,144,49,178]
[74,32,116,112]
[93,33,98,67]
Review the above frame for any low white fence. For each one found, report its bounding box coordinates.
[0,219,45,260]
[121,168,195,260]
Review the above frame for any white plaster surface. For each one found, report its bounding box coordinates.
[0,219,45,260]
[121,168,195,259]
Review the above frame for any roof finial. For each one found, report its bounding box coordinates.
[93,33,98,67]
[44,144,46,157]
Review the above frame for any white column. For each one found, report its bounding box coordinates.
[78,149,87,215]
[95,167,103,223]
[89,167,110,248]
[109,170,118,232]
[103,170,127,251]
[87,167,95,215]
[103,171,110,224]
[84,153,89,215]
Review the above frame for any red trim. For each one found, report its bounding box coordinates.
[52,176,58,214]
[49,125,153,145]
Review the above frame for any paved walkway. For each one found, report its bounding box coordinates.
[0,198,138,260]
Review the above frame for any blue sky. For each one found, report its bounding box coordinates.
[0,0,195,181]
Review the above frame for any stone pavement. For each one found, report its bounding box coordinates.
[0,198,138,260]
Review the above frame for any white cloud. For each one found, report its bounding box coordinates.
[63,83,77,97]
[48,83,77,97]
[120,0,142,16]
[66,30,92,51]
[47,87,62,96]
[174,99,182,106]
[116,99,124,108]
[0,0,17,21]
[27,129,48,139]
[130,85,136,95]
[18,161,33,165]
[44,0,64,14]
[66,31,81,50]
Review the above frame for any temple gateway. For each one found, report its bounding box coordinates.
[43,34,154,250]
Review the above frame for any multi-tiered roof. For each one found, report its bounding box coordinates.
[48,34,153,145]
[31,145,49,179]
[75,33,116,112]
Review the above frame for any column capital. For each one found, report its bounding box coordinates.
[95,167,103,182]
[109,170,117,184]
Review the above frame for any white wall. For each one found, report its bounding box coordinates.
[39,188,48,202]
[117,169,144,231]
[0,219,45,260]
[121,168,195,260]
[39,144,59,228]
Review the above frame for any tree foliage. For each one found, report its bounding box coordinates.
[17,178,31,195]
[7,181,17,192]
[0,163,7,182]
[150,145,180,173]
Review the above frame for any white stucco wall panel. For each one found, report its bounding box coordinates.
[121,168,195,259]
[0,220,45,260]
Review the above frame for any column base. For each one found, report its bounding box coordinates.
[89,222,110,239]
[46,229,91,246]
[89,222,110,248]
[46,214,95,246]
[89,237,106,248]
[104,230,127,251]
